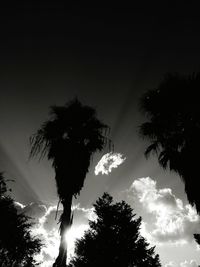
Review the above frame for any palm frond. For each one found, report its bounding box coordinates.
[139,71,200,214]
[144,142,160,158]
[30,98,111,200]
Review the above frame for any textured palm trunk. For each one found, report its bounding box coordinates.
[53,195,73,267]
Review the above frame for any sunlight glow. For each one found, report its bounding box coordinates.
[64,224,89,261]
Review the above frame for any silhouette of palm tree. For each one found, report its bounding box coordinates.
[139,73,200,213]
[30,98,110,267]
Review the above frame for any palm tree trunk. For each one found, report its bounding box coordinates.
[53,194,73,267]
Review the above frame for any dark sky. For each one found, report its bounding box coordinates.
[1,3,200,266]
[0,2,200,199]
[1,2,200,201]
[1,3,200,69]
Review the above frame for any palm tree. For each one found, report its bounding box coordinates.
[30,98,111,267]
[139,73,200,213]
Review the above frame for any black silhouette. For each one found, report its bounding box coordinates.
[0,172,42,266]
[194,234,200,246]
[69,193,161,267]
[139,73,200,213]
[30,98,110,267]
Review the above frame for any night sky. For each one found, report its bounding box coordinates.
[1,3,200,266]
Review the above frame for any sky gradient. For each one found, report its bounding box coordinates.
[1,3,200,266]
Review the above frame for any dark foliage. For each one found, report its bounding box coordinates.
[0,172,42,267]
[194,234,200,246]
[139,73,200,213]
[30,98,111,201]
[69,193,161,267]
[30,98,111,266]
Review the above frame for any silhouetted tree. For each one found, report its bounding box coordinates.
[139,73,200,213]
[30,98,110,267]
[69,193,161,267]
[0,172,42,266]
[194,234,200,246]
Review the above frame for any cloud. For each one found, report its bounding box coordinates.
[180,260,199,267]
[41,205,62,232]
[72,204,97,224]
[23,203,47,222]
[165,260,199,267]
[16,178,200,267]
[14,201,26,210]
[95,152,126,175]
[130,177,200,245]
[15,201,95,267]
[165,261,177,267]
[14,202,59,266]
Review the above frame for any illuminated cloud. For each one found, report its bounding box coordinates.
[15,201,26,209]
[165,260,199,267]
[130,177,200,245]
[180,260,199,267]
[16,178,200,267]
[165,261,177,267]
[23,202,47,222]
[16,202,94,266]
[95,152,126,175]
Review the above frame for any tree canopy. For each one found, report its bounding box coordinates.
[0,172,42,267]
[30,98,111,200]
[69,193,161,267]
[139,72,200,213]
